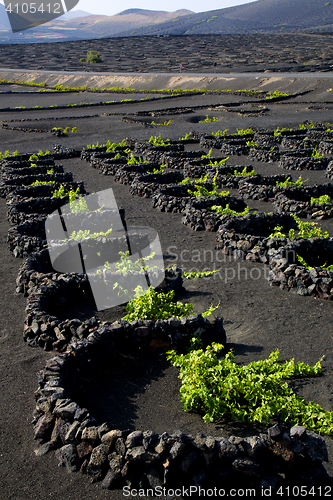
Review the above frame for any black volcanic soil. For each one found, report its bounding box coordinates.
[2,33,333,73]
[1,77,333,500]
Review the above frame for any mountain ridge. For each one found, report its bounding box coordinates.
[117,9,192,16]
[1,1,333,43]
[60,10,94,20]
[116,0,333,37]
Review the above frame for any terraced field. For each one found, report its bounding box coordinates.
[1,33,333,73]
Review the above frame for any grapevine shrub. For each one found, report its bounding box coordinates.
[122,286,219,322]
[167,342,333,433]
[269,214,329,239]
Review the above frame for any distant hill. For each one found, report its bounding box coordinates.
[0,8,193,42]
[116,0,333,36]
[117,9,189,17]
[53,9,193,38]
[60,10,94,20]
[1,1,333,43]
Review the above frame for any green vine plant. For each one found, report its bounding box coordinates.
[296,254,333,271]
[52,186,88,213]
[265,90,290,100]
[182,269,221,279]
[29,180,55,186]
[29,150,51,163]
[167,341,333,434]
[29,153,39,162]
[98,253,220,320]
[208,205,254,216]
[51,126,78,135]
[150,120,173,126]
[299,121,316,130]
[113,152,124,159]
[234,89,263,94]
[85,139,127,151]
[37,149,51,156]
[106,139,127,152]
[66,126,78,133]
[274,127,293,136]
[148,134,171,146]
[268,224,287,239]
[207,157,229,167]
[229,166,257,177]
[69,228,112,241]
[310,195,332,205]
[6,96,184,112]
[188,185,229,199]
[212,129,229,137]
[86,141,102,149]
[152,164,166,174]
[234,127,255,135]
[0,79,46,87]
[52,185,74,198]
[188,169,229,198]
[178,172,210,186]
[201,149,213,158]
[199,115,219,123]
[97,251,160,301]
[123,285,219,322]
[80,50,102,63]
[54,84,136,92]
[127,153,145,165]
[276,175,308,188]
[99,250,158,276]
[70,196,89,213]
[0,149,19,159]
[311,148,324,159]
[269,214,330,239]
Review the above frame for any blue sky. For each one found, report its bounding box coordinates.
[0,0,257,17]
